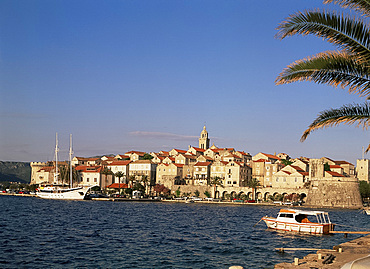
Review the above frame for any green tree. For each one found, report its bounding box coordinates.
[209,176,223,198]
[281,159,293,166]
[245,178,261,200]
[128,175,136,188]
[101,167,113,190]
[359,180,370,200]
[175,187,181,198]
[132,182,145,193]
[276,0,370,152]
[115,171,124,195]
[141,175,149,195]
[194,190,200,197]
[142,153,154,160]
[204,190,211,198]
[324,162,331,171]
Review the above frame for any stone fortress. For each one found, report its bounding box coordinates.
[31,126,367,208]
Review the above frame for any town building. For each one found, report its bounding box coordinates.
[356,158,370,183]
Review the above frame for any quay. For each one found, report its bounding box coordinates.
[275,234,370,268]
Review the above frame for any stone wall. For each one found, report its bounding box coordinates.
[305,179,362,208]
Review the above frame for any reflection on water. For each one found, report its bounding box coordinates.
[0,196,368,269]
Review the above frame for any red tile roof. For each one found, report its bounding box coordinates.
[194,162,212,166]
[38,166,55,172]
[191,147,206,152]
[326,171,345,177]
[108,160,131,166]
[330,165,342,169]
[75,165,102,173]
[335,160,354,166]
[107,183,128,189]
[291,165,305,172]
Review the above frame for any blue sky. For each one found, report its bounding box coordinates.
[1,0,368,164]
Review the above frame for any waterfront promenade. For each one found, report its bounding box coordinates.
[275,234,370,268]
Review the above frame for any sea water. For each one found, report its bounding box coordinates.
[0,195,369,269]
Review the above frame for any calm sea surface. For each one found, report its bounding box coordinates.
[0,196,369,269]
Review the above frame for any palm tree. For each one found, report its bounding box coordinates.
[101,167,112,190]
[275,0,370,152]
[128,175,136,188]
[245,178,261,201]
[209,176,223,199]
[141,175,149,195]
[115,171,124,195]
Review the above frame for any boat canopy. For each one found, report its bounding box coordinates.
[278,209,331,224]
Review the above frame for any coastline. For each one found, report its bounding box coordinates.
[274,235,370,268]
[0,192,364,209]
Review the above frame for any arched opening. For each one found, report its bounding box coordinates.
[214,190,220,199]
[264,192,271,201]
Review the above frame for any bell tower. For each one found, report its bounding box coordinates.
[199,125,210,150]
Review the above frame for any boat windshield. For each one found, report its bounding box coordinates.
[295,214,317,223]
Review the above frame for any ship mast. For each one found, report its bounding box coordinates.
[55,133,59,184]
[69,134,73,189]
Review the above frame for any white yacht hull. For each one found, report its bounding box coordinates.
[262,217,334,235]
[36,187,90,200]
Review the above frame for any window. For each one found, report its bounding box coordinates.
[94,178,97,182]
[276,178,279,182]
[283,178,286,182]
[87,178,90,182]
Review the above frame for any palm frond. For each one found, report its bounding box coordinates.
[276,50,370,98]
[324,0,370,17]
[276,10,370,62]
[301,102,370,141]
[366,143,370,152]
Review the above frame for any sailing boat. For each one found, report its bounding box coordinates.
[36,133,92,200]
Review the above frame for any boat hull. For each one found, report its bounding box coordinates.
[262,217,334,235]
[36,187,90,200]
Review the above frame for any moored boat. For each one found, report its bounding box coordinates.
[37,184,91,200]
[261,209,335,235]
[364,208,370,215]
[36,133,92,200]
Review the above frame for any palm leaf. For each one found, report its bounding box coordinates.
[276,50,370,98]
[324,0,370,17]
[276,10,370,62]
[301,102,370,141]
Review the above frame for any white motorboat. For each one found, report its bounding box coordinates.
[36,134,91,200]
[261,208,335,235]
[364,208,370,215]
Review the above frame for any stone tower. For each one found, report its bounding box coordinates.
[309,159,325,179]
[199,125,210,150]
[356,159,370,183]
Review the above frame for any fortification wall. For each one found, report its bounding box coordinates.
[306,179,362,208]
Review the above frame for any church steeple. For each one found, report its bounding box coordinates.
[199,125,210,150]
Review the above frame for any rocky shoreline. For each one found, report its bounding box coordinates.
[274,234,370,268]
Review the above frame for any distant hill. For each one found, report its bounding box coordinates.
[0,161,31,183]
